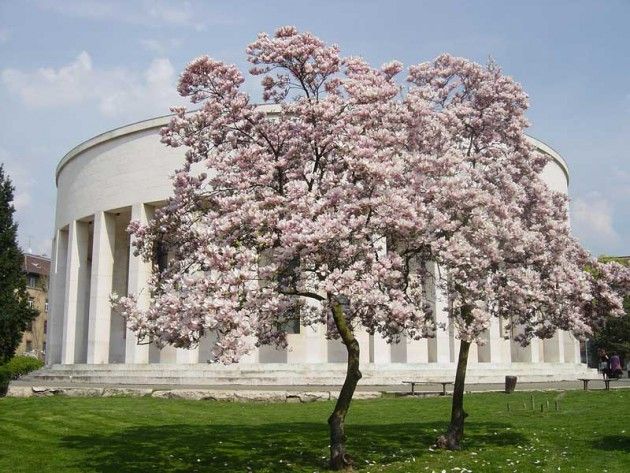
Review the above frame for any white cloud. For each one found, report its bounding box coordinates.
[34,0,115,21]
[1,147,55,257]
[28,237,52,257]
[1,51,185,119]
[147,0,196,26]
[34,0,209,29]
[571,192,620,254]
[1,148,34,213]
[13,191,32,211]
[2,51,94,108]
[611,166,630,198]
[139,38,183,55]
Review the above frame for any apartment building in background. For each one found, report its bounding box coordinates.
[15,253,51,360]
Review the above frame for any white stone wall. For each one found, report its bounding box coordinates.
[55,126,179,230]
[46,115,581,371]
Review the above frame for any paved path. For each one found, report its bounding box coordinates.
[12,378,630,393]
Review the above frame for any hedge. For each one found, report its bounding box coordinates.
[3,356,44,380]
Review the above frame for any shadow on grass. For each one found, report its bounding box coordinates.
[60,420,527,472]
[592,435,630,452]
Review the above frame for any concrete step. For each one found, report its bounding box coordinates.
[36,362,597,369]
[22,363,597,386]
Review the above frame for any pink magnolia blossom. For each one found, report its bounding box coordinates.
[397,53,629,450]
[111,27,629,465]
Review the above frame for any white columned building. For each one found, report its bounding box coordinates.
[43,111,594,385]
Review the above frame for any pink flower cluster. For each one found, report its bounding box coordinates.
[112,27,629,363]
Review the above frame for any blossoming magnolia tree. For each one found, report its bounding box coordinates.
[111,26,630,466]
[113,27,435,469]
[396,55,630,449]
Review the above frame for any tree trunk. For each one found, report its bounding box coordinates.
[328,301,362,471]
[436,338,471,450]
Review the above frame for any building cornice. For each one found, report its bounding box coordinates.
[525,135,570,185]
[56,106,569,187]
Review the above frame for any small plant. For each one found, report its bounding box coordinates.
[4,355,44,380]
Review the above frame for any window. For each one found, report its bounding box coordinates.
[45,299,49,312]
[27,274,38,288]
[277,256,301,334]
[285,318,301,334]
[43,342,46,354]
[499,317,511,339]
[27,298,34,309]
[44,320,47,334]
[25,341,32,352]
[155,241,169,272]
[258,251,302,334]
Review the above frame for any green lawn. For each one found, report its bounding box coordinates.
[0,390,628,472]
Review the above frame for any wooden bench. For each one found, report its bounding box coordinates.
[578,377,621,391]
[403,380,453,396]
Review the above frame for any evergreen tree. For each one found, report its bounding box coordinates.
[0,164,37,363]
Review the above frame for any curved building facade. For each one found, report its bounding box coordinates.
[44,113,590,385]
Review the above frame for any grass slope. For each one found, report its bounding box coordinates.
[0,390,628,472]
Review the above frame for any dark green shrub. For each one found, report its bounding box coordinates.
[4,356,44,380]
[0,366,10,397]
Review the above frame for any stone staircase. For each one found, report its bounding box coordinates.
[20,362,597,387]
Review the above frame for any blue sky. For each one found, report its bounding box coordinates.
[0,0,628,257]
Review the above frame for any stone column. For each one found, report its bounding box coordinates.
[530,338,542,363]
[355,326,371,365]
[61,220,90,364]
[157,345,177,363]
[125,204,153,364]
[563,331,579,363]
[476,329,491,363]
[176,347,199,364]
[479,317,510,363]
[572,334,581,364]
[302,320,328,364]
[516,337,541,363]
[286,310,315,364]
[370,234,391,364]
[543,330,565,363]
[87,211,116,364]
[46,229,68,365]
[45,234,57,365]
[553,330,566,363]
[468,341,479,364]
[240,342,259,363]
[500,319,512,363]
[286,331,306,364]
[372,333,391,364]
[407,337,429,364]
[429,263,450,363]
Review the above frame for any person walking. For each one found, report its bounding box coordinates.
[609,353,623,379]
[598,349,610,379]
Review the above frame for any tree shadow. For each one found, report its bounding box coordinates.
[60,420,527,472]
[592,435,630,452]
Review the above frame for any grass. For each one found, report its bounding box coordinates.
[0,390,628,472]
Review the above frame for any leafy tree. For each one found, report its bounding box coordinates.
[0,165,37,364]
[592,257,630,362]
[398,55,630,450]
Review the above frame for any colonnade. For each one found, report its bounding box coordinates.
[45,203,582,367]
